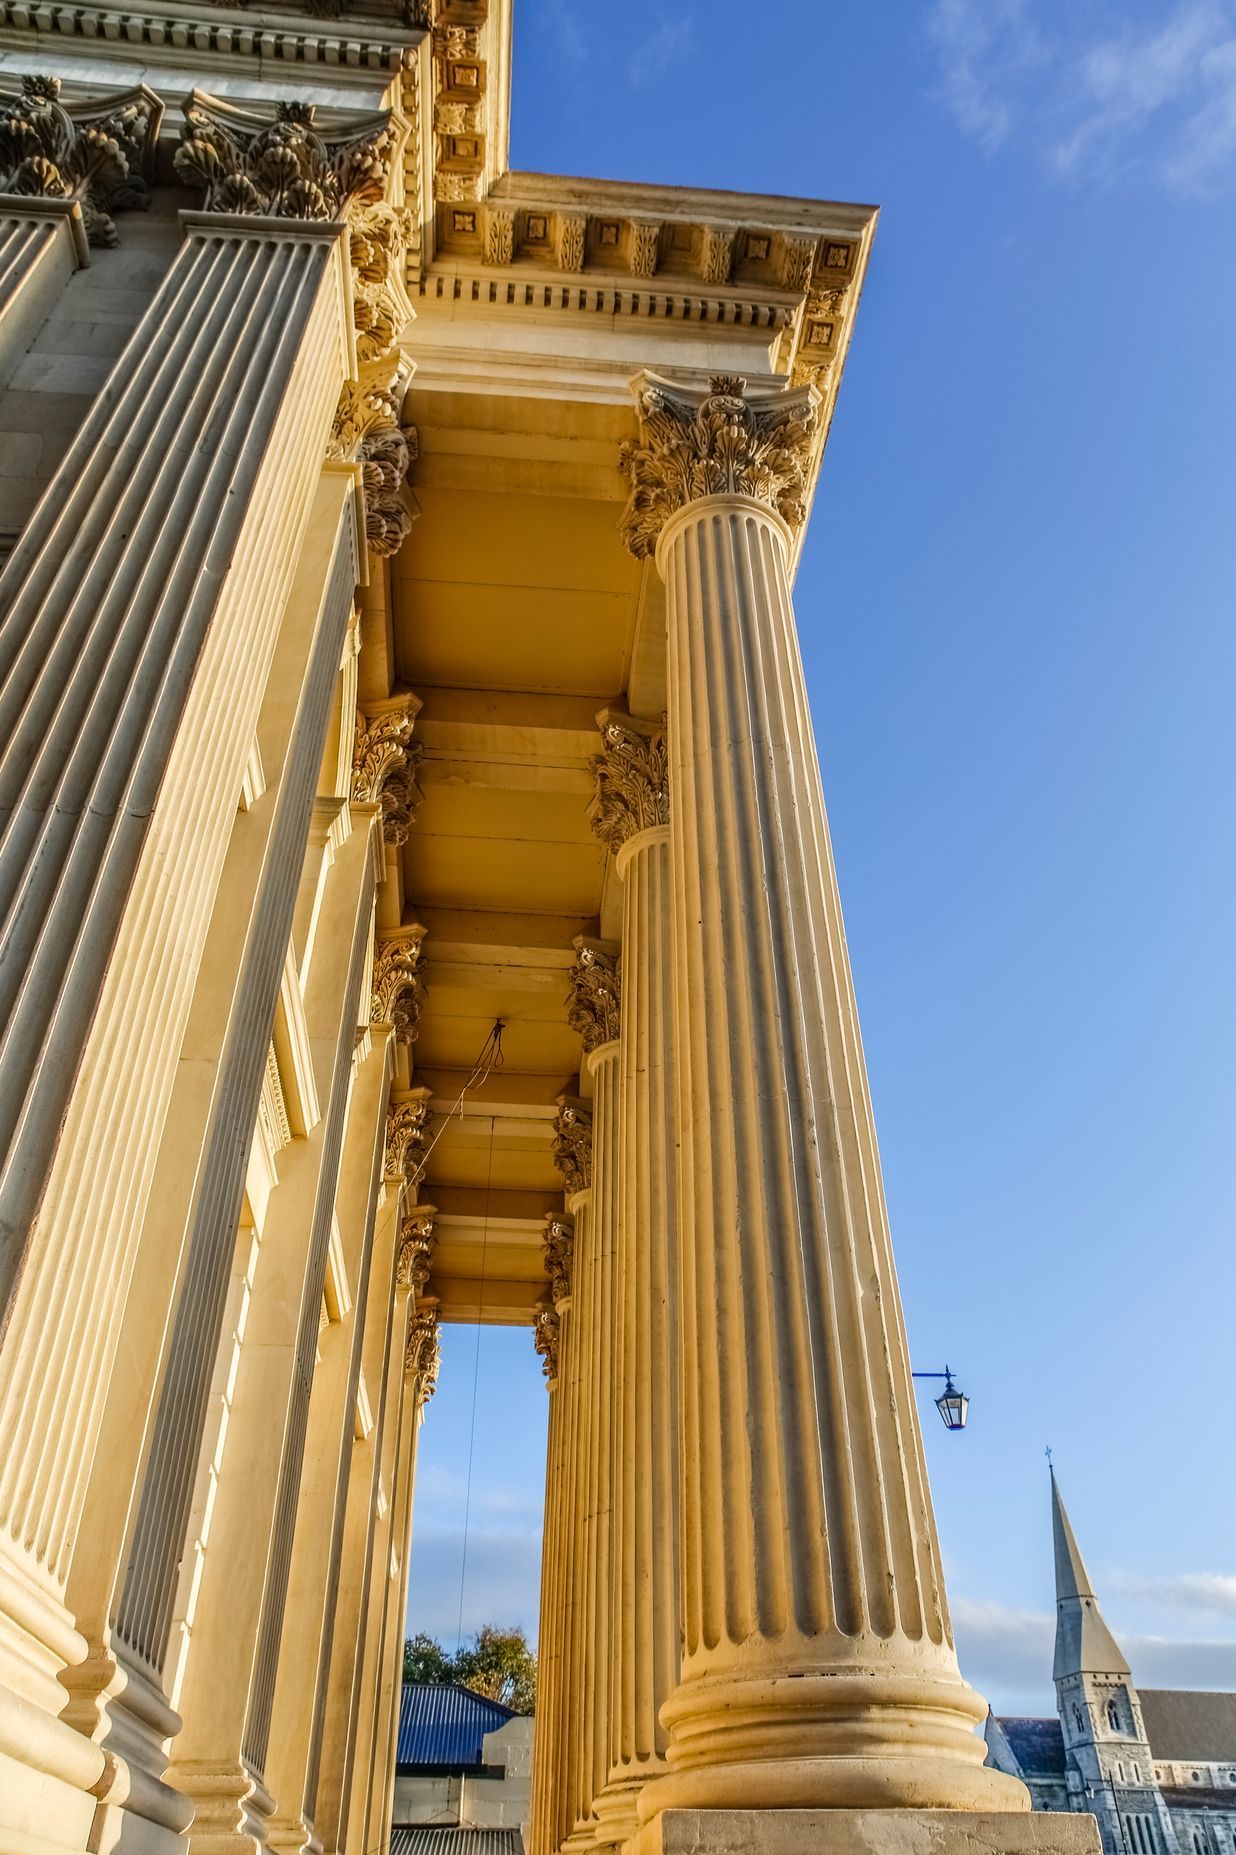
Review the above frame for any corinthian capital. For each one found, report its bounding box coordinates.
[406,1303,441,1404]
[590,708,668,853]
[384,1086,433,1191]
[353,695,424,847]
[175,92,403,220]
[566,936,621,1053]
[542,1212,575,1307]
[552,1096,592,1198]
[396,1203,437,1294]
[0,74,162,248]
[371,927,427,1044]
[619,372,819,560]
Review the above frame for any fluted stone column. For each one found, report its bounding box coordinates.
[588,714,678,1848]
[529,1213,574,1855]
[550,1098,593,1851]
[619,374,1029,1823]
[561,942,621,1847]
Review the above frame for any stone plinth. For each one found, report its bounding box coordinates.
[625,1809,1104,1855]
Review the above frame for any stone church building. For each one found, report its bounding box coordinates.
[986,1478,1236,1855]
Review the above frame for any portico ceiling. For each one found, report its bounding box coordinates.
[393,388,649,1325]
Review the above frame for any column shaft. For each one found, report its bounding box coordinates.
[642,485,1024,1816]
[559,1189,592,1850]
[529,1253,572,1855]
[262,1035,393,1853]
[0,216,348,1327]
[596,823,678,1845]
[574,1041,620,1842]
[618,369,1034,1824]
[0,221,351,1846]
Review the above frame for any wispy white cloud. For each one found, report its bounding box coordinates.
[628,17,694,92]
[539,0,590,70]
[927,0,1047,149]
[1112,1571,1236,1620]
[951,1593,1236,1717]
[927,0,1236,194]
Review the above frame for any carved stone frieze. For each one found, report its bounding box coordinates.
[371,928,427,1043]
[699,224,734,285]
[542,1212,574,1308]
[555,212,585,272]
[352,694,424,848]
[533,1301,560,1383]
[175,93,400,220]
[484,203,515,265]
[435,171,483,204]
[620,372,819,560]
[567,936,621,1053]
[384,1087,433,1191]
[590,709,669,853]
[778,235,817,294]
[396,1203,437,1293]
[629,220,660,278]
[552,1096,592,1198]
[0,74,161,247]
[406,1303,441,1401]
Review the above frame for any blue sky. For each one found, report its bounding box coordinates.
[407,0,1236,1718]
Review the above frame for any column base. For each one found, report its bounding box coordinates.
[624,1809,1103,1855]
[594,1771,652,1846]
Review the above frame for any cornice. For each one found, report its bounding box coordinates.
[0,0,420,74]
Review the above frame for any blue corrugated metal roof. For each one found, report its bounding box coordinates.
[396,1683,516,1770]
[390,1831,522,1855]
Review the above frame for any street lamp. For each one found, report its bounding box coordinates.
[912,1367,969,1432]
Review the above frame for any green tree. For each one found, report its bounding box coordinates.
[402,1624,537,1713]
[452,1624,537,1713]
[403,1631,454,1685]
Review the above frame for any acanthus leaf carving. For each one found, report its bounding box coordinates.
[371,929,428,1044]
[385,1087,433,1192]
[567,936,621,1053]
[533,1300,560,1383]
[396,1203,437,1293]
[352,693,424,848]
[0,74,162,247]
[405,1302,441,1401]
[589,709,668,853]
[542,1211,574,1307]
[552,1096,592,1198]
[619,372,819,560]
[329,352,419,561]
[174,92,401,220]
[349,199,417,363]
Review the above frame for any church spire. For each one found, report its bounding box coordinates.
[1051,1469,1129,1681]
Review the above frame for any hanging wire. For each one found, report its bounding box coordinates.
[454,1077,498,1653]
[411,1017,505,1190]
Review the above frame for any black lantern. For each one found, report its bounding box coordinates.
[934,1371,968,1431]
[912,1365,970,1431]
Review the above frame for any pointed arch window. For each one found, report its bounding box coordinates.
[1108,1695,1123,1733]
